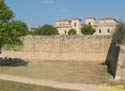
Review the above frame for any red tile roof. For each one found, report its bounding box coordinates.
[100,17,120,23]
[100,17,114,20]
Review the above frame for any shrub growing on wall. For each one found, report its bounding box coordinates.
[81,24,95,35]
[34,24,59,35]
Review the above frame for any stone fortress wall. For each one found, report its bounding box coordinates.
[115,45,125,80]
[0,35,112,61]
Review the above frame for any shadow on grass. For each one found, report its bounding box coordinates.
[0,57,29,66]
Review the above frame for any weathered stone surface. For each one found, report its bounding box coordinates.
[115,45,125,80]
[0,35,112,61]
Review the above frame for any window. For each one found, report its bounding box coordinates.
[89,22,91,25]
[99,29,101,33]
[69,21,71,25]
[107,29,110,33]
[74,23,77,27]
[65,30,67,35]
[60,23,62,26]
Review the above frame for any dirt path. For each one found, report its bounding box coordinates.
[0,74,124,91]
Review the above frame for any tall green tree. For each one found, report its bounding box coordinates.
[81,25,95,35]
[0,20,28,48]
[0,0,28,50]
[0,0,14,24]
[10,20,28,37]
[68,29,77,35]
[34,24,59,35]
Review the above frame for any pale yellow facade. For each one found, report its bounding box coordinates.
[55,17,120,35]
[54,18,82,35]
[90,17,120,35]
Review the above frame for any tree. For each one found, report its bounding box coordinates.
[81,25,95,35]
[0,0,28,50]
[0,20,28,49]
[10,20,28,37]
[68,29,77,35]
[0,0,14,24]
[34,24,59,35]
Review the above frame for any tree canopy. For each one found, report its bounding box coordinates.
[0,20,28,48]
[81,25,95,35]
[0,0,28,50]
[34,24,59,35]
[0,0,14,24]
[68,29,77,35]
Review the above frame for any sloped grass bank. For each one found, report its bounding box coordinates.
[0,79,78,91]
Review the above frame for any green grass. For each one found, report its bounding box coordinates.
[0,60,111,84]
[0,79,78,91]
[100,66,110,79]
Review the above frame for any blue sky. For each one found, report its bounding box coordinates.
[5,0,125,27]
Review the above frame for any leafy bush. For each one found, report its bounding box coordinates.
[34,24,59,35]
[81,24,95,35]
[0,0,29,50]
[0,57,28,66]
[68,29,77,35]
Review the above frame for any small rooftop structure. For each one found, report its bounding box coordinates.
[71,18,82,21]
[86,17,96,20]
[56,18,82,22]
[56,19,71,22]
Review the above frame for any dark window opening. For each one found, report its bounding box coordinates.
[74,23,77,27]
[99,29,101,33]
[89,22,91,25]
[107,29,110,33]
[65,30,67,34]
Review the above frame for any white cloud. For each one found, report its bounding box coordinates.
[40,0,56,4]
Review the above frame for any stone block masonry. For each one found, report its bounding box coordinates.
[0,35,112,61]
[115,45,125,80]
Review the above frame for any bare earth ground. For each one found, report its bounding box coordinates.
[0,60,124,91]
[0,61,111,84]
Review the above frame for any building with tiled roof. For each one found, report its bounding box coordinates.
[55,18,82,35]
[55,17,120,35]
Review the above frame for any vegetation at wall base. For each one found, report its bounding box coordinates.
[0,57,28,66]
[0,80,78,91]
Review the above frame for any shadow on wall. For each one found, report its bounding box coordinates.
[105,42,120,78]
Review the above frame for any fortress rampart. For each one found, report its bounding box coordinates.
[0,35,112,61]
